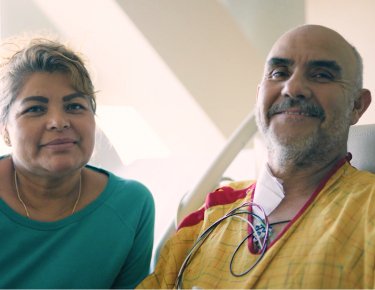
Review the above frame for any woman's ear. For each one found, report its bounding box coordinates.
[351,89,372,125]
[1,127,11,147]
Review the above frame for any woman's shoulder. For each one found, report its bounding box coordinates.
[86,164,154,206]
[83,165,154,229]
[109,173,153,201]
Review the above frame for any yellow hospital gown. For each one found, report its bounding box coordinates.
[138,160,375,289]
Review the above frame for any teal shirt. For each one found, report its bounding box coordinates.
[0,164,155,289]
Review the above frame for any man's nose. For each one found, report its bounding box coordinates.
[281,73,312,99]
[46,112,71,131]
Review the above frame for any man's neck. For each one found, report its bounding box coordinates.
[264,152,346,235]
[267,152,345,199]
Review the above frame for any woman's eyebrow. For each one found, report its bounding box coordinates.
[20,93,87,105]
[62,92,87,102]
[21,96,48,104]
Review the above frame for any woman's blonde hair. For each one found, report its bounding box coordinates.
[0,36,96,127]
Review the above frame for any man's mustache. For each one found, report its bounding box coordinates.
[267,99,325,120]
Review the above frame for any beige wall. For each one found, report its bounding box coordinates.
[306,0,375,124]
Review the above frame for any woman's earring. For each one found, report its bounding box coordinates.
[3,133,11,146]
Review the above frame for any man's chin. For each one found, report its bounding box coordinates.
[269,132,315,148]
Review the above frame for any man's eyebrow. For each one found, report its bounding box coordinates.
[307,60,342,73]
[267,57,294,67]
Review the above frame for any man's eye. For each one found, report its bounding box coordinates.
[269,69,289,80]
[311,71,334,82]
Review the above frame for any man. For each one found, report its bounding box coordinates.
[138,24,374,289]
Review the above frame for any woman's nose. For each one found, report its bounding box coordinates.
[281,73,312,100]
[46,112,71,131]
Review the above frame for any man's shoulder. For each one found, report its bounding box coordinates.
[330,165,375,204]
[220,179,255,190]
[205,180,255,208]
[177,180,255,231]
[345,165,375,184]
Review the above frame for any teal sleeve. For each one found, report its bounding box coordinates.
[112,181,155,289]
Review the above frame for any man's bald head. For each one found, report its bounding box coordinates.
[266,24,363,90]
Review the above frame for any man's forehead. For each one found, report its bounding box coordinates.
[267,25,356,66]
[273,25,351,49]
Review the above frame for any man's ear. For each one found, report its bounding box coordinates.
[351,89,372,125]
[256,85,260,101]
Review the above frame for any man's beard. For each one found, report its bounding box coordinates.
[256,98,352,168]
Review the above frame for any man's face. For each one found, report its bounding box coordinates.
[256,26,359,164]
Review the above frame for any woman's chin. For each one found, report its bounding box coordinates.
[41,158,88,176]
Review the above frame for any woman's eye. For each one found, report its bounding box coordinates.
[66,103,85,111]
[23,106,45,114]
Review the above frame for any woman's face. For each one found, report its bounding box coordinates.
[5,72,96,177]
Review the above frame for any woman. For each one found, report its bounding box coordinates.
[0,37,155,289]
